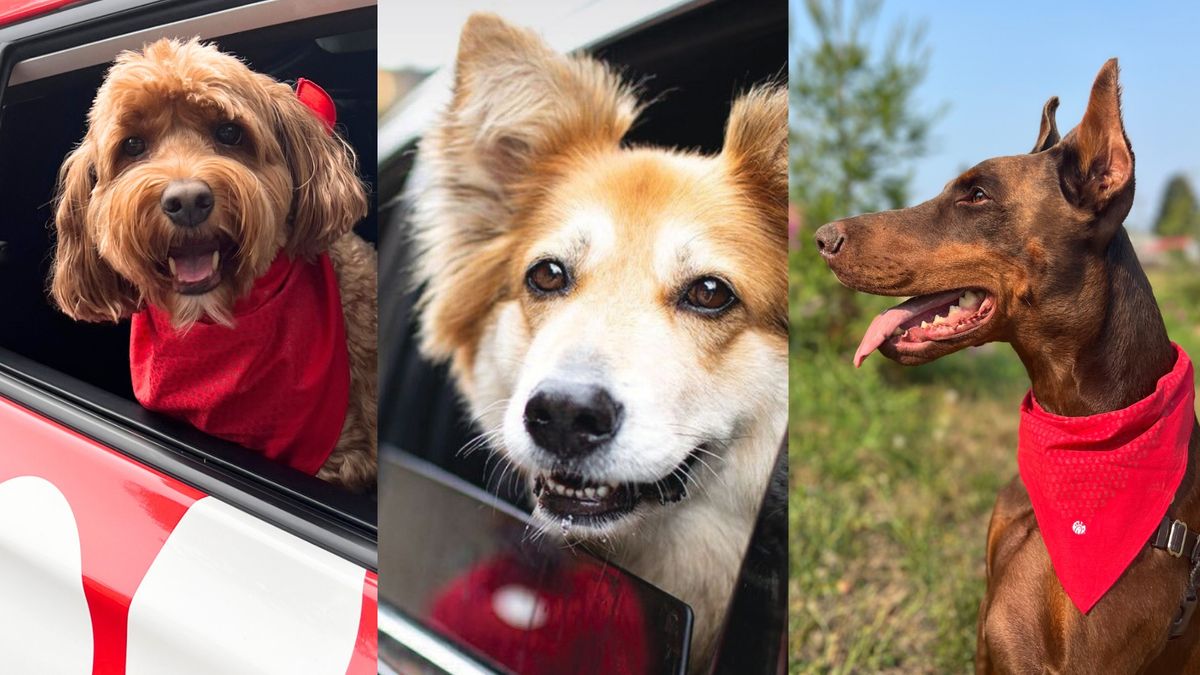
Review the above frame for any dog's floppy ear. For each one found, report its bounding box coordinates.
[49,141,138,322]
[271,83,368,257]
[1031,96,1060,153]
[722,85,788,232]
[1059,59,1133,214]
[413,13,640,367]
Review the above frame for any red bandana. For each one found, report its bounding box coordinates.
[130,252,350,476]
[1018,343,1195,613]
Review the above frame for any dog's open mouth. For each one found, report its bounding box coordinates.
[532,450,700,526]
[854,288,995,366]
[164,238,228,295]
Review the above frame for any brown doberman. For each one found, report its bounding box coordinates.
[814,59,1200,673]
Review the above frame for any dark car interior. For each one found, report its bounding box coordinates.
[0,5,378,547]
[377,0,786,671]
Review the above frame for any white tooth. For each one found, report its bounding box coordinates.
[211,250,220,271]
[168,257,176,275]
[585,487,596,499]
[554,483,565,495]
[932,314,947,325]
[597,485,611,498]
[947,304,962,316]
[920,321,930,329]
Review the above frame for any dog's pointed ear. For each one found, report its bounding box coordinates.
[1060,59,1133,213]
[722,85,788,230]
[412,13,641,367]
[49,141,137,322]
[271,82,368,258]
[443,12,640,196]
[1031,96,1060,153]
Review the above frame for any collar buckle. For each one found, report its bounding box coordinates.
[1169,519,1190,558]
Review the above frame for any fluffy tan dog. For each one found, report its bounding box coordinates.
[49,39,376,491]
[414,14,787,668]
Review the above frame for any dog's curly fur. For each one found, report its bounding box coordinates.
[48,38,376,491]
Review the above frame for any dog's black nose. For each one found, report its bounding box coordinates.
[814,222,846,258]
[161,179,214,227]
[524,382,623,459]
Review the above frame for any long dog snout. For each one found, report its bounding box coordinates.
[523,381,623,459]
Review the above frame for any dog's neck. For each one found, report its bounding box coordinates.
[1012,227,1175,417]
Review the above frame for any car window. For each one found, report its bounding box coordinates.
[0,4,377,517]
[378,449,692,675]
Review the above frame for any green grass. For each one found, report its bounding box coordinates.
[789,256,1200,673]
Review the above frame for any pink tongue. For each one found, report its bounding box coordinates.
[853,289,965,368]
[172,254,213,284]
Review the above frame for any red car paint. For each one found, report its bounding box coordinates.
[0,0,78,28]
[0,396,377,673]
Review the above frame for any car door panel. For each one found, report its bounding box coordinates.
[0,396,377,674]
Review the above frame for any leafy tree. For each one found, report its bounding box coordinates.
[1153,173,1200,238]
[789,5,957,669]
[790,0,940,352]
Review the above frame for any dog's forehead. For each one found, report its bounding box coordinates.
[945,155,1034,191]
[100,39,257,108]
[548,150,745,234]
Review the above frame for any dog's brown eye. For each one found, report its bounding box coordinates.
[968,187,989,203]
[683,277,737,314]
[526,260,568,294]
[215,123,243,146]
[122,137,146,157]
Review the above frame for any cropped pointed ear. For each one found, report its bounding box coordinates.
[1060,59,1133,213]
[271,82,368,257]
[722,85,788,231]
[442,12,641,198]
[1031,96,1060,153]
[49,141,137,322]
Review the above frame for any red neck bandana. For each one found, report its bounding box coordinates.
[1018,343,1195,613]
[130,251,350,476]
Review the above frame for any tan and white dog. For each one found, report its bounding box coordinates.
[412,14,787,667]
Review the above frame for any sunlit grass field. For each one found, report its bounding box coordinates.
[789,253,1200,673]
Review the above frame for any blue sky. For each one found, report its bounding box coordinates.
[792,1,1200,229]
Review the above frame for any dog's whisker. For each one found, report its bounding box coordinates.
[466,398,512,425]
[690,454,726,487]
[454,428,500,459]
